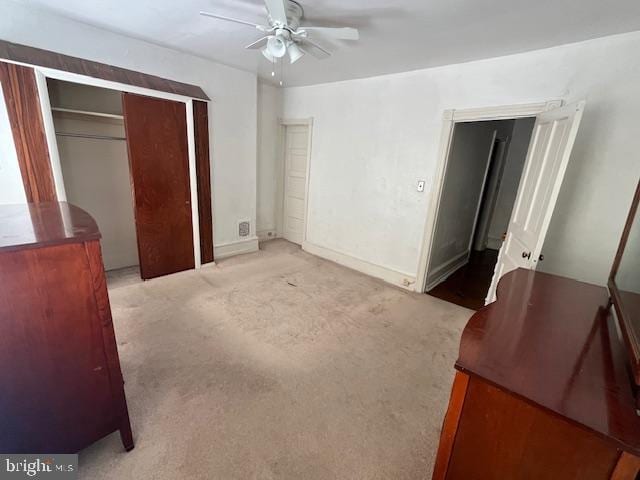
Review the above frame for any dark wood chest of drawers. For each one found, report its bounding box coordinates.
[0,202,133,453]
[433,269,640,479]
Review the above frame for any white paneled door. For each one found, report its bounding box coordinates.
[485,101,586,304]
[283,124,310,245]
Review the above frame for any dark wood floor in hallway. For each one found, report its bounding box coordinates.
[427,249,499,310]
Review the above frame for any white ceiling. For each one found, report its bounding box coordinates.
[14,0,640,87]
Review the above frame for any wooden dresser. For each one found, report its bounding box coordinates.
[433,269,640,479]
[0,202,133,453]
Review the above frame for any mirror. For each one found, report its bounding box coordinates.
[609,179,640,387]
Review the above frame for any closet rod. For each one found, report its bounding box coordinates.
[55,132,126,141]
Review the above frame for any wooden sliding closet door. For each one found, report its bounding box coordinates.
[0,61,56,202]
[122,93,194,279]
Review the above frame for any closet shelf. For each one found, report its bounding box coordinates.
[51,107,124,120]
[55,132,126,141]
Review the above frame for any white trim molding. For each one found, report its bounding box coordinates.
[35,66,196,104]
[450,100,562,122]
[280,118,313,126]
[185,99,201,269]
[416,100,563,294]
[34,70,67,201]
[302,241,417,291]
[425,251,469,291]
[214,237,259,260]
[279,117,313,245]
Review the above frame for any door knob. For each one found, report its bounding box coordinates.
[539,254,544,261]
[522,251,531,259]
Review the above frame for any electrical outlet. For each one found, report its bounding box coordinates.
[417,180,426,192]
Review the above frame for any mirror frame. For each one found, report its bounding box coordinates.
[608,179,640,387]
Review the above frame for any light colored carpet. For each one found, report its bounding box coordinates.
[81,239,472,479]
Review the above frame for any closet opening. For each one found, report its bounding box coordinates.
[424,117,536,310]
[47,78,141,280]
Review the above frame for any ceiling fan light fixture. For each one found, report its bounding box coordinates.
[200,0,360,69]
[287,41,304,64]
[266,34,287,58]
[262,47,277,63]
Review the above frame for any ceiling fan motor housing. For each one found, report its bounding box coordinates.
[268,0,304,30]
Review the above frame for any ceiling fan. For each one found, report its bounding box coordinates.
[200,0,359,64]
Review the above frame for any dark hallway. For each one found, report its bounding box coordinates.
[427,249,498,310]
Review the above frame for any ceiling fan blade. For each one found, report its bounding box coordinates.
[245,36,270,50]
[264,0,288,26]
[200,11,268,31]
[298,27,359,41]
[298,38,331,60]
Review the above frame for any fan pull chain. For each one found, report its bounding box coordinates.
[280,56,284,86]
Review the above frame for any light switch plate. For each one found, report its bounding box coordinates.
[417,180,425,192]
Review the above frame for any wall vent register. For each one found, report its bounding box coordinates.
[239,221,250,237]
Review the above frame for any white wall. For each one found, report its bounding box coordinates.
[0,1,258,254]
[283,31,640,287]
[48,79,123,115]
[486,117,536,248]
[428,120,512,286]
[257,81,283,240]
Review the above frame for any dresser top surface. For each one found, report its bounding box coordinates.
[457,268,640,455]
[0,202,100,252]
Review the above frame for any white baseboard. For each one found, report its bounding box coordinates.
[425,251,468,291]
[302,241,416,290]
[214,237,259,260]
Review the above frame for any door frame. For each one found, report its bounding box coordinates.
[278,118,313,244]
[416,100,562,294]
[473,136,511,252]
[27,64,203,270]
